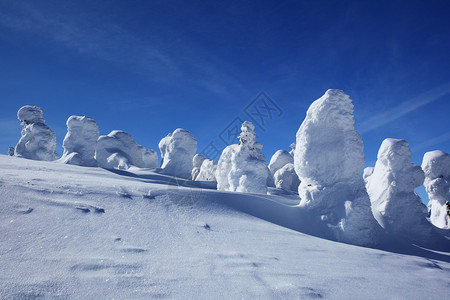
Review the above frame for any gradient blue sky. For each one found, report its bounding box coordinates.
[1,0,449,201]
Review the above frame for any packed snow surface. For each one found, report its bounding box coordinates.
[294,89,380,246]
[159,128,197,179]
[59,116,99,167]
[95,130,157,170]
[422,150,450,229]
[14,105,59,161]
[1,155,450,299]
[365,138,437,242]
[216,121,269,194]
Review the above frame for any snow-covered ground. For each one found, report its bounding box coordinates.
[1,155,450,299]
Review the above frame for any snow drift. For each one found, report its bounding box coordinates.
[294,89,380,246]
[365,138,435,242]
[95,130,157,170]
[14,105,59,161]
[59,116,99,167]
[422,150,450,229]
[159,128,197,179]
[216,121,269,194]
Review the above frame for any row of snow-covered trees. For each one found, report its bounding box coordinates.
[10,90,450,246]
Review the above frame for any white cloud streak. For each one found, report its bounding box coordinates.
[359,82,450,134]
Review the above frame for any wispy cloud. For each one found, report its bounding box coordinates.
[359,82,450,134]
[0,1,249,100]
[0,1,180,79]
[411,131,450,153]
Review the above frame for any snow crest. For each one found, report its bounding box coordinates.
[216,121,269,194]
[294,90,380,246]
[14,105,59,161]
[422,150,450,229]
[159,128,197,179]
[60,116,99,167]
[96,130,157,170]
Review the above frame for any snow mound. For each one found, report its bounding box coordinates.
[273,163,300,191]
[191,154,206,180]
[14,105,59,161]
[422,150,450,229]
[216,121,269,194]
[159,128,197,179]
[95,130,157,170]
[366,138,434,241]
[294,89,380,246]
[59,116,99,167]
[196,159,218,181]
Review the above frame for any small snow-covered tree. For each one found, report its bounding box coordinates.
[366,138,435,242]
[96,130,157,170]
[196,159,218,181]
[158,128,197,179]
[14,105,59,161]
[191,154,206,180]
[268,150,294,177]
[294,89,380,246]
[60,116,99,167]
[216,121,269,194]
[274,163,300,191]
[422,150,450,229]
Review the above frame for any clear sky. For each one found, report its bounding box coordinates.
[1,0,449,201]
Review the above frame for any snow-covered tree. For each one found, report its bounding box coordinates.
[422,150,450,229]
[96,130,157,170]
[59,116,99,167]
[274,163,300,191]
[366,138,434,241]
[191,154,206,180]
[294,89,380,246]
[216,121,269,194]
[159,128,197,179]
[8,147,14,156]
[196,159,218,181]
[14,105,59,161]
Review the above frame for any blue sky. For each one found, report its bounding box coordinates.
[1,0,449,201]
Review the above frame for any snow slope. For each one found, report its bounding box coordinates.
[1,155,450,299]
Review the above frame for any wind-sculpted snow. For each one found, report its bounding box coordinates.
[273,163,300,191]
[159,128,197,179]
[294,90,380,246]
[191,154,206,180]
[422,150,450,229]
[95,130,157,170]
[59,116,99,167]
[196,159,218,181]
[14,105,59,161]
[216,121,269,194]
[366,139,436,242]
